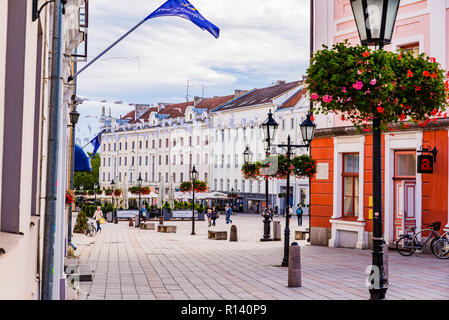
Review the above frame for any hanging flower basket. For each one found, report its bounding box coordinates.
[114,189,122,197]
[241,162,262,180]
[306,41,448,131]
[292,154,317,179]
[179,181,207,193]
[66,191,74,205]
[105,188,113,196]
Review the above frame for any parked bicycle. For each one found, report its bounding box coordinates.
[85,218,97,237]
[395,221,441,257]
[431,236,449,259]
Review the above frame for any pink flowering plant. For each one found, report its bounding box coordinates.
[306,41,448,131]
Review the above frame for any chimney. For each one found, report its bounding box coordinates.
[234,90,248,99]
[276,80,286,85]
[194,96,203,107]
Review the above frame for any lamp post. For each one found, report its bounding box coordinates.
[68,103,80,246]
[350,0,400,300]
[190,166,199,235]
[261,110,279,241]
[262,113,315,267]
[136,174,143,228]
[94,182,98,206]
[111,180,117,224]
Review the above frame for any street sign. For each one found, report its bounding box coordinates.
[417,155,434,174]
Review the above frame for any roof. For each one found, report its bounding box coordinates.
[195,95,235,111]
[121,110,135,121]
[277,88,308,110]
[158,101,195,118]
[129,107,158,124]
[213,81,302,112]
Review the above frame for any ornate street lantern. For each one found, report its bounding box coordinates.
[261,109,279,150]
[243,146,253,165]
[300,114,316,146]
[350,0,400,46]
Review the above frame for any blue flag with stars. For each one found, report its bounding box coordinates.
[145,0,220,39]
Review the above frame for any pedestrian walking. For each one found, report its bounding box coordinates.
[211,206,218,226]
[225,204,233,224]
[207,208,212,227]
[296,204,303,226]
[93,206,103,232]
[141,206,148,221]
[274,206,279,217]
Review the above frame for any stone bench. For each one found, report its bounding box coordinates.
[295,229,309,241]
[157,225,177,233]
[208,230,227,240]
[140,222,155,230]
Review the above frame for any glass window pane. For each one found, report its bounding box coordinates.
[344,155,354,173]
[354,155,359,173]
[343,197,353,216]
[354,197,359,217]
[396,153,416,177]
[344,177,354,196]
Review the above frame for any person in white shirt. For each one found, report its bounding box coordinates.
[93,206,103,232]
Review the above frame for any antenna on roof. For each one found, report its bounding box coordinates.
[185,80,193,102]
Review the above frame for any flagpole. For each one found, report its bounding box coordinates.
[68,18,147,82]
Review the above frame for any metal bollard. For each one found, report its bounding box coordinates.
[230,225,238,242]
[382,243,389,286]
[273,221,281,241]
[288,242,301,287]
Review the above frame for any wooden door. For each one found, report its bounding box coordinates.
[394,180,416,241]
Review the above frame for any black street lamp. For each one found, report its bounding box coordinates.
[94,182,98,206]
[190,166,199,235]
[350,0,400,300]
[111,179,117,224]
[136,174,143,228]
[269,113,316,267]
[68,103,80,246]
[260,110,279,242]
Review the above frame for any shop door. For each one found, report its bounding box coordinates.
[394,180,416,241]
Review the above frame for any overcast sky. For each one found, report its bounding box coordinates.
[76,0,310,149]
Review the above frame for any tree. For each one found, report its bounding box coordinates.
[74,153,100,190]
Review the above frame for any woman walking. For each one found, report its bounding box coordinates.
[93,206,103,232]
[211,206,218,226]
[296,204,303,226]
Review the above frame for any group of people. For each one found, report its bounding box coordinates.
[206,204,233,227]
[264,203,304,226]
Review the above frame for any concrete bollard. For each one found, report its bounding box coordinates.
[159,216,164,225]
[382,243,389,286]
[230,225,238,242]
[128,218,134,227]
[273,221,281,241]
[288,242,301,287]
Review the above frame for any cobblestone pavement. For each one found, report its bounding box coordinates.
[74,214,449,300]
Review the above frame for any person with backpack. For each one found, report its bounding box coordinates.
[207,207,212,227]
[296,204,303,226]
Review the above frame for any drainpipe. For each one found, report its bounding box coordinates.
[307,0,314,243]
[41,0,63,300]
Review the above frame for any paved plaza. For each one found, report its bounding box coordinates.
[73,214,449,300]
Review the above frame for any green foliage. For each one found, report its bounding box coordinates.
[292,155,317,178]
[73,210,87,234]
[179,180,207,192]
[74,153,100,190]
[81,204,96,218]
[241,162,262,180]
[306,41,448,130]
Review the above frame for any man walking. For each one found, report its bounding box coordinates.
[225,204,233,224]
[296,204,303,226]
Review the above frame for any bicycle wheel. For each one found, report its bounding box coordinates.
[433,238,449,259]
[396,235,415,256]
[86,223,96,237]
[430,236,441,255]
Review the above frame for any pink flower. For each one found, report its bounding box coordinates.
[322,95,333,103]
[352,81,363,90]
[357,70,363,75]
[370,79,377,85]
[342,87,347,93]
[311,93,319,100]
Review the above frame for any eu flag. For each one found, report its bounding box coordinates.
[145,0,220,39]
[89,130,106,158]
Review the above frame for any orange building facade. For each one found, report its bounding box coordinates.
[309,0,449,248]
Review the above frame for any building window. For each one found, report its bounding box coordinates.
[125,157,127,166]
[243,127,246,140]
[257,181,261,193]
[204,136,208,145]
[114,143,116,151]
[173,155,176,165]
[125,142,128,150]
[241,180,245,192]
[220,179,224,191]
[234,179,238,191]
[119,172,122,182]
[196,154,200,165]
[395,151,416,178]
[166,155,169,165]
[221,129,225,141]
[152,140,155,148]
[103,172,105,181]
[166,139,169,148]
[399,42,419,56]
[165,172,168,182]
[139,156,142,166]
[282,119,285,130]
[108,143,111,151]
[130,172,133,182]
[158,156,161,165]
[119,157,122,166]
[159,139,162,148]
[181,155,184,165]
[204,172,208,182]
[132,157,135,166]
[108,158,111,166]
[173,139,176,146]
[234,154,238,167]
[145,156,148,166]
[226,179,230,191]
[132,141,135,150]
[181,137,184,146]
[189,136,192,146]
[342,153,360,218]
[173,173,176,183]
[291,118,295,129]
[250,127,254,140]
[145,172,148,182]
[197,136,200,145]
[139,141,142,149]
[214,179,217,190]
[119,142,122,150]
[146,140,149,149]
[249,180,253,193]
[205,154,208,164]
[159,172,161,182]
[181,172,184,182]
